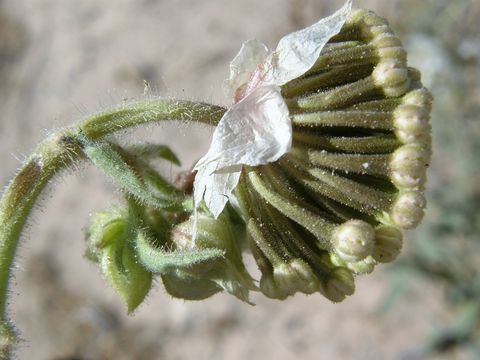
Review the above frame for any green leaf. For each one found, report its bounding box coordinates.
[126,143,181,166]
[85,209,126,263]
[102,240,152,314]
[161,270,222,300]
[134,229,225,274]
[82,139,179,210]
[85,207,152,313]
[141,166,183,199]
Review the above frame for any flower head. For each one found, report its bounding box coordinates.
[81,4,432,307]
[189,3,432,302]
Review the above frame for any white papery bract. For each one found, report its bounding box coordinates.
[194,0,353,219]
[263,0,353,86]
[194,85,290,218]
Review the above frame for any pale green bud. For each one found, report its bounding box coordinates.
[373,226,403,263]
[274,259,319,296]
[320,268,355,303]
[162,270,221,301]
[372,34,407,63]
[259,274,284,300]
[403,87,433,112]
[346,255,376,275]
[260,259,319,299]
[372,59,410,97]
[370,33,402,49]
[352,10,392,39]
[333,220,375,263]
[346,9,371,26]
[390,144,429,188]
[373,60,410,97]
[363,12,389,27]
[169,213,256,302]
[85,209,152,313]
[391,191,426,229]
[393,105,431,144]
[368,25,394,38]
[329,253,346,267]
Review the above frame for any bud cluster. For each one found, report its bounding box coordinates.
[235,9,432,301]
[82,8,432,307]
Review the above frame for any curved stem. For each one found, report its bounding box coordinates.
[81,99,225,139]
[0,99,225,357]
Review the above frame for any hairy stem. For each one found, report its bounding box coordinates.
[0,99,225,357]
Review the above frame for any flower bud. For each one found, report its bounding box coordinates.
[373,60,410,97]
[329,253,346,267]
[368,25,394,38]
[353,10,393,40]
[393,105,431,144]
[390,144,429,188]
[373,226,403,262]
[162,270,221,301]
[408,67,422,82]
[346,9,370,26]
[320,268,355,303]
[369,32,407,62]
[371,33,402,49]
[370,31,407,64]
[390,191,426,229]
[378,47,407,63]
[171,213,247,275]
[333,220,375,263]
[363,12,389,27]
[403,87,433,112]
[169,213,256,302]
[346,255,376,275]
[262,259,320,299]
[284,259,319,294]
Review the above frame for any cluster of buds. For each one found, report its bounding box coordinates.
[234,9,432,301]
[83,7,431,308]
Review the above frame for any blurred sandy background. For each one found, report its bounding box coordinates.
[1,0,479,359]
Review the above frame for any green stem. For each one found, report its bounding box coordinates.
[0,99,225,357]
[81,99,225,138]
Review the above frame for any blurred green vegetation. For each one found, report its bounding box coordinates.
[384,1,480,358]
